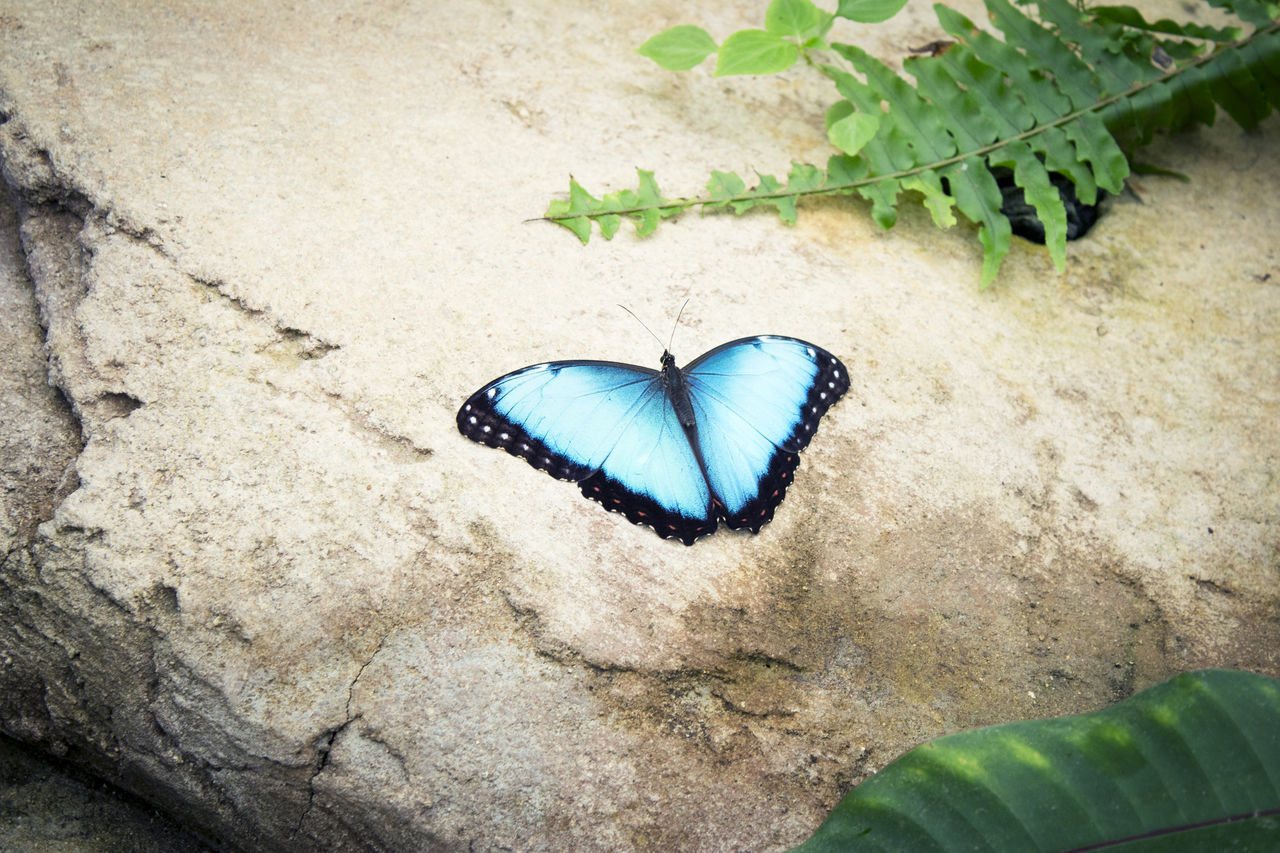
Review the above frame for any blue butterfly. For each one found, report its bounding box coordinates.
[457,335,849,545]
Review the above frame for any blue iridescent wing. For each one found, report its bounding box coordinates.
[683,336,849,532]
[456,361,717,544]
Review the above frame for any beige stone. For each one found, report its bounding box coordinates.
[1,0,1276,849]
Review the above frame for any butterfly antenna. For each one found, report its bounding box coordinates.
[668,297,691,353]
[618,304,668,352]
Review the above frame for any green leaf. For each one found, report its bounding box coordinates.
[705,170,747,209]
[636,25,718,71]
[1210,0,1280,29]
[632,169,673,236]
[824,152,900,229]
[994,142,1068,270]
[836,0,910,23]
[714,29,799,76]
[553,0,1280,283]
[827,111,879,156]
[944,158,1010,289]
[543,178,598,243]
[1066,111,1131,195]
[793,670,1280,852]
[786,161,826,193]
[1089,5,1241,41]
[1131,160,1192,181]
[765,0,835,41]
[901,172,956,229]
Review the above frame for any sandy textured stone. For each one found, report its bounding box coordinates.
[0,0,1277,850]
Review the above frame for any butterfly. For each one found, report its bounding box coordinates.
[457,335,849,545]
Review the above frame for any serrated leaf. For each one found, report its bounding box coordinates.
[705,170,747,209]
[827,111,879,155]
[901,172,957,228]
[835,44,957,164]
[1066,111,1131,194]
[937,5,1074,124]
[1205,40,1276,128]
[545,178,602,244]
[745,172,789,219]
[993,142,1068,269]
[1089,5,1241,41]
[985,0,1105,111]
[1131,160,1192,181]
[787,162,825,192]
[793,670,1280,852]
[632,169,672,235]
[1035,127,1099,205]
[836,0,910,23]
[550,0,1280,284]
[942,157,1010,289]
[596,190,628,239]
[826,152,901,228]
[715,29,799,76]
[636,25,718,71]
[1210,0,1280,28]
[765,0,834,41]
[1037,0,1162,92]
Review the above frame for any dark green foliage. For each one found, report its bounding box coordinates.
[546,0,1280,287]
[793,669,1280,851]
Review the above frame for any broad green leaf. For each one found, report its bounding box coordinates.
[715,29,799,76]
[836,0,910,23]
[824,97,854,130]
[636,25,717,71]
[793,670,1280,852]
[766,0,834,41]
[827,111,879,155]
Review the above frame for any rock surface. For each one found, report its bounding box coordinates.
[1,0,1277,850]
[0,733,213,852]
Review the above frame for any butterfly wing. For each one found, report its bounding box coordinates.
[457,361,717,544]
[683,336,849,532]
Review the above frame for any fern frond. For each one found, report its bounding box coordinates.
[545,0,1280,286]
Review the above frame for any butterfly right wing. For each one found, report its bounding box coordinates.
[683,336,849,532]
[457,361,716,544]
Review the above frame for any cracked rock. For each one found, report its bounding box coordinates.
[1,1,1278,851]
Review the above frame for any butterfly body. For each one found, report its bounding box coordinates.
[457,336,849,545]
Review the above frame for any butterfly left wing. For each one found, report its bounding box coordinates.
[457,360,718,544]
[683,336,849,532]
